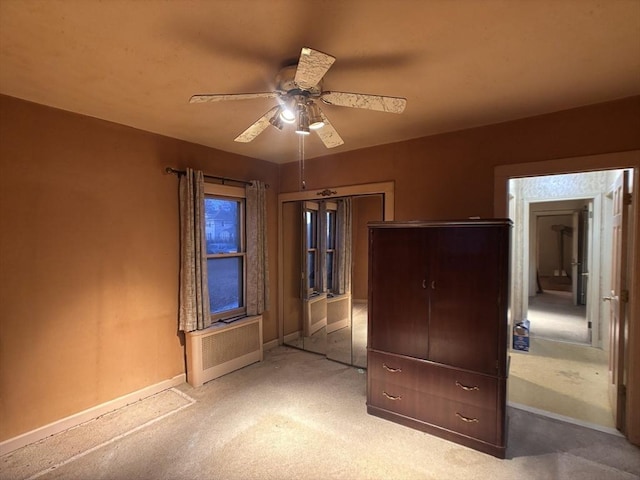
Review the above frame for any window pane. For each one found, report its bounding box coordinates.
[205,198,241,254]
[307,251,316,291]
[305,210,317,248]
[207,257,243,313]
[326,251,334,291]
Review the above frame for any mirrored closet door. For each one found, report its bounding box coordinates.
[278,182,394,368]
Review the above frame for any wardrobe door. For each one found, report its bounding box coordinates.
[428,225,506,374]
[369,227,430,359]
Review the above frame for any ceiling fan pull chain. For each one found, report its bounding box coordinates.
[299,134,306,191]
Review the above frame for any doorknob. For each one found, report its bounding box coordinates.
[603,297,612,302]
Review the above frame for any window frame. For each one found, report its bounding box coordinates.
[204,183,247,322]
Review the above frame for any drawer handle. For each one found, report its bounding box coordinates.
[455,381,479,392]
[456,412,479,423]
[382,391,402,401]
[383,363,402,373]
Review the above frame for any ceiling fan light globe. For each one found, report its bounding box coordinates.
[307,102,324,129]
[280,108,296,123]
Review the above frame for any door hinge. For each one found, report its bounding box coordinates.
[624,193,632,206]
[621,290,629,303]
[588,321,592,329]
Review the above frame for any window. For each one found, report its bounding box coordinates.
[204,184,246,321]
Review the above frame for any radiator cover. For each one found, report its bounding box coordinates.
[304,293,327,337]
[185,315,263,387]
[327,294,351,334]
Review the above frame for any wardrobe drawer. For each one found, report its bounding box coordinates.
[368,351,421,388]
[369,376,498,444]
[369,351,499,410]
[417,363,499,409]
[421,397,498,445]
[368,376,422,419]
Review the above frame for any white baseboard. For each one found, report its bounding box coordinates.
[0,373,186,456]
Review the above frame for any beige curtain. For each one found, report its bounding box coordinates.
[246,180,269,315]
[178,168,211,332]
[335,198,352,295]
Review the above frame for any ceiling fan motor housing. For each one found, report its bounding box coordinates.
[276,64,322,96]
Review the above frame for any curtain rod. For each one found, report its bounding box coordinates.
[165,167,268,188]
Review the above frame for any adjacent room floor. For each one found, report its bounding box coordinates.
[509,288,614,430]
[508,337,613,429]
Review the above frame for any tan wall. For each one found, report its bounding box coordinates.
[0,95,279,441]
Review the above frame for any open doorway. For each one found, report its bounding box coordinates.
[495,151,639,443]
[505,167,634,433]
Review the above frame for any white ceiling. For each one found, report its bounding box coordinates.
[1,0,639,164]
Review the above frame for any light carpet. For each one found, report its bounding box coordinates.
[1,347,638,480]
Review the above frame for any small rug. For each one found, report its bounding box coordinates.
[0,388,195,480]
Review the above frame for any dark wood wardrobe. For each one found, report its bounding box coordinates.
[367,220,511,458]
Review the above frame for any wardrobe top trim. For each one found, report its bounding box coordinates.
[368,219,513,228]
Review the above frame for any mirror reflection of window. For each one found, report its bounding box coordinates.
[326,205,337,293]
[281,188,388,368]
[303,202,319,297]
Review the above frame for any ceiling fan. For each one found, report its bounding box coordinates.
[189,47,407,148]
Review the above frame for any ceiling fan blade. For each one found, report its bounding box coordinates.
[314,111,344,148]
[294,47,336,90]
[190,92,278,103]
[234,106,280,143]
[320,91,407,114]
